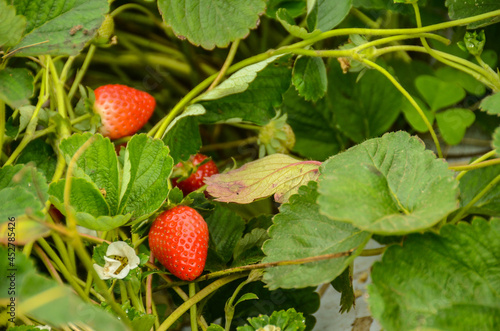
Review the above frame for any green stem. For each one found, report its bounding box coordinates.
[450,158,500,172]
[189,283,198,331]
[37,238,88,301]
[354,33,449,53]
[157,274,246,331]
[84,272,93,297]
[127,280,144,312]
[117,32,185,60]
[283,9,500,51]
[351,8,379,28]
[51,233,76,275]
[168,249,354,286]
[450,173,500,224]
[360,58,443,158]
[208,39,241,91]
[0,100,5,162]
[200,136,259,152]
[33,244,63,284]
[59,56,76,85]
[224,279,249,331]
[68,44,96,100]
[455,150,497,180]
[4,85,49,166]
[47,56,70,129]
[30,113,92,140]
[110,3,158,21]
[360,247,387,256]
[374,45,499,90]
[152,74,215,139]
[119,280,128,304]
[92,53,191,76]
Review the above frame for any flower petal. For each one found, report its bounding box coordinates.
[93,263,111,280]
[113,265,132,279]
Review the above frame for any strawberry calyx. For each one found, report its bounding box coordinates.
[171,156,213,182]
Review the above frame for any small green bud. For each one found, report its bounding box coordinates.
[462,30,485,56]
[95,14,115,44]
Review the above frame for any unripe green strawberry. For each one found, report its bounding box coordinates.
[148,206,209,281]
[93,84,156,140]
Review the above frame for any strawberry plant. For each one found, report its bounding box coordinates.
[1,0,500,330]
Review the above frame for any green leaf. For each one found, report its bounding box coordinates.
[245,214,274,233]
[481,49,498,68]
[10,0,109,56]
[157,0,266,50]
[415,75,466,112]
[307,0,352,32]
[131,314,156,331]
[92,242,109,266]
[353,0,386,9]
[77,214,132,232]
[327,62,402,143]
[401,96,435,133]
[283,87,343,161]
[59,133,120,214]
[205,204,245,264]
[49,177,110,218]
[238,308,307,331]
[0,165,49,222]
[17,139,57,180]
[0,247,128,330]
[262,182,370,290]
[331,265,355,313]
[318,131,459,235]
[0,189,50,244]
[480,92,500,115]
[6,326,41,331]
[276,8,321,40]
[435,66,486,97]
[232,228,269,267]
[162,106,203,164]
[0,68,34,109]
[205,154,320,204]
[119,134,173,223]
[436,108,475,145]
[292,56,327,101]
[207,325,225,331]
[267,0,306,19]
[445,0,500,29]
[459,164,500,217]
[16,105,35,139]
[235,293,259,306]
[368,219,500,331]
[199,55,292,125]
[0,0,26,47]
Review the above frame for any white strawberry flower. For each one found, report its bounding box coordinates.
[93,241,140,280]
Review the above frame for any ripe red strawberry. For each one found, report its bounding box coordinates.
[172,154,219,195]
[148,205,209,281]
[94,84,156,140]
